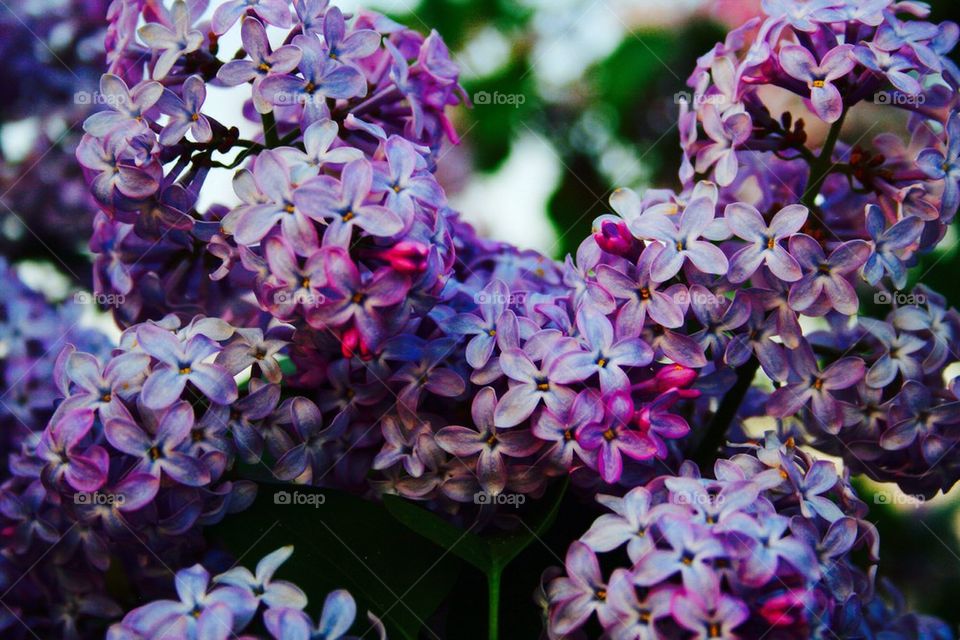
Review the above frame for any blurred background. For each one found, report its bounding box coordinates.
[2,0,960,629]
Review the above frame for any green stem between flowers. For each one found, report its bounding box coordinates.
[487,564,502,640]
[801,109,846,211]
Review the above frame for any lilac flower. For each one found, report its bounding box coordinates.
[195,381,280,463]
[531,390,603,469]
[260,34,367,124]
[273,397,342,481]
[105,401,211,486]
[767,343,865,432]
[76,135,159,203]
[581,487,681,561]
[264,590,357,640]
[493,332,580,427]
[277,119,363,180]
[322,6,381,65]
[217,17,303,114]
[137,0,204,80]
[633,517,725,597]
[782,457,845,522]
[547,542,612,635]
[695,104,751,186]
[874,14,941,70]
[860,318,925,388]
[229,150,320,254]
[576,392,658,483]
[389,336,465,406]
[435,387,539,495]
[862,205,923,288]
[156,75,212,145]
[212,0,291,35]
[137,323,238,410]
[605,570,672,640]
[726,203,807,283]
[293,159,404,247]
[214,546,307,610]
[60,349,149,421]
[629,197,729,282]
[444,280,512,369]
[787,235,870,315]
[262,236,328,319]
[373,413,442,477]
[119,564,256,639]
[688,287,751,359]
[918,113,960,216]
[779,44,854,122]
[556,306,653,393]
[672,592,749,640]
[563,238,616,314]
[306,247,409,348]
[372,136,445,221]
[216,327,289,383]
[719,508,817,586]
[0,482,60,553]
[761,0,834,32]
[36,407,108,492]
[596,243,686,330]
[881,381,960,454]
[82,75,162,140]
[851,44,922,96]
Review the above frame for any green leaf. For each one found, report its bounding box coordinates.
[210,484,460,640]
[383,494,492,572]
[385,479,568,573]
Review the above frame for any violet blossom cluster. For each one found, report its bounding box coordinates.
[544,433,951,639]
[0,259,111,467]
[575,0,960,497]
[21,0,959,636]
[107,546,386,639]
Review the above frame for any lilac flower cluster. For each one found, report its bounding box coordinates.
[0,259,111,467]
[33,0,960,636]
[0,314,273,637]
[85,0,465,325]
[545,433,951,639]
[108,546,385,640]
